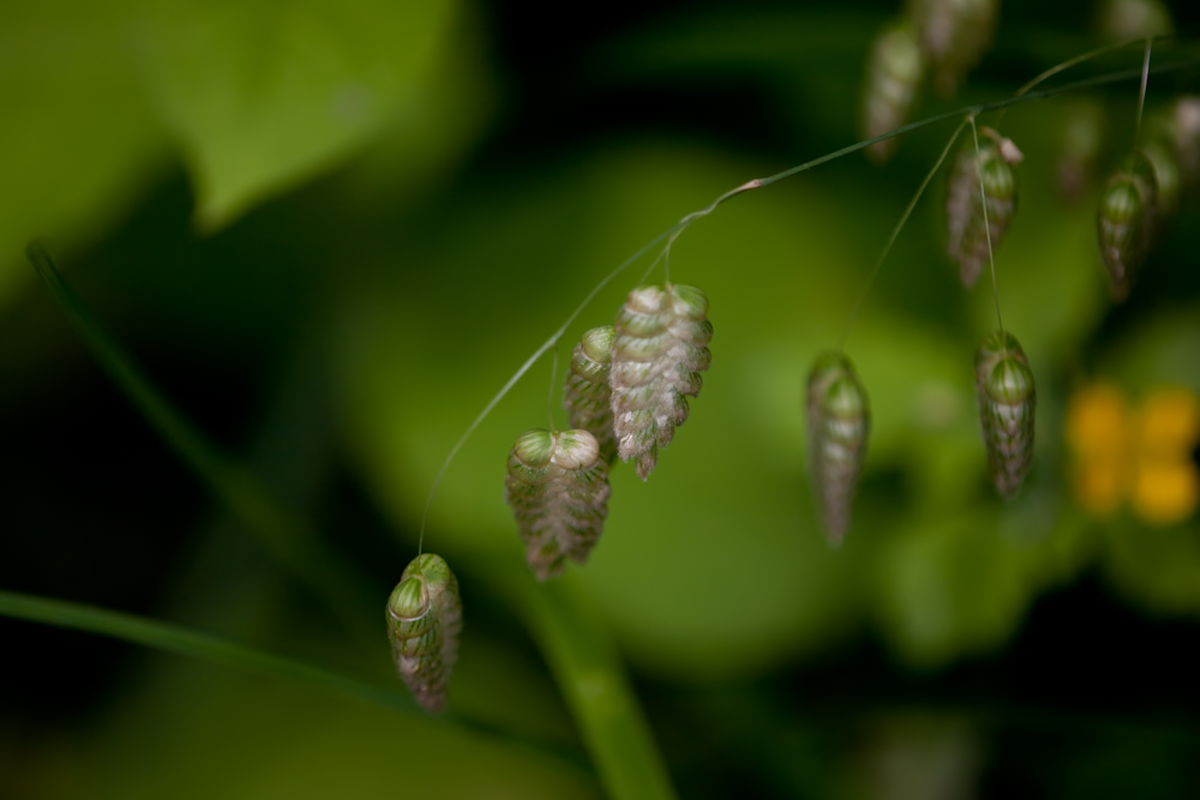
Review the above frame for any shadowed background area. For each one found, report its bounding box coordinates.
[2,0,1200,798]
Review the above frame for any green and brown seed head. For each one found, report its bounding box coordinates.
[506,428,611,580]
[1097,153,1158,301]
[946,128,1021,287]
[610,283,713,480]
[863,22,925,164]
[974,332,1036,497]
[386,552,462,714]
[807,351,870,545]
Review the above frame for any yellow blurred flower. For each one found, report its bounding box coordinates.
[1066,383,1200,525]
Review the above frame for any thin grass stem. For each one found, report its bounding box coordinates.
[0,589,585,766]
[838,117,970,349]
[969,117,1005,334]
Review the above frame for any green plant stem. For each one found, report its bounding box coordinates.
[0,588,582,763]
[838,116,970,349]
[27,243,371,639]
[502,571,676,800]
[969,116,1005,334]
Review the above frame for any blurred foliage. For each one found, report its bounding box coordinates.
[3,0,1200,798]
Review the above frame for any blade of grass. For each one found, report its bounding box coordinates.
[0,588,587,766]
[27,243,371,638]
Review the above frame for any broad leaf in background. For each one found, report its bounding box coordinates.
[136,0,462,230]
[0,1,167,305]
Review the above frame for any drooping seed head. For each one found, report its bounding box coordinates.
[610,283,713,479]
[946,127,1022,287]
[506,428,612,580]
[1097,0,1173,41]
[1171,96,1200,188]
[807,351,871,545]
[1097,152,1158,301]
[385,553,462,713]
[910,0,999,95]
[974,332,1036,497]
[862,22,925,164]
[1140,138,1181,225]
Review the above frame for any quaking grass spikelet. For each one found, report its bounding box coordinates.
[862,22,925,164]
[610,284,713,480]
[1097,152,1158,301]
[1170,96,1200,188]
[946,126,1022,287]
[807,351,870,545]
[1057,99,1105,202]
[385,553,462,713]
[975,331,1036,497]
[505,428,611,580]
[1141,138,1181,224]
[910,0,998,96]
[564,325,617,464]
[1097,0,1172,41]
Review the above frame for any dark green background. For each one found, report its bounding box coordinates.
[2,0,1199,797]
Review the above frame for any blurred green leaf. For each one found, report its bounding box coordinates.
[1102,520,1200,613]
[0,0,167,304]
[1104,308,1200,393]
[874,512,1037,667]
[136,0,463,229]
[74,665,598,799]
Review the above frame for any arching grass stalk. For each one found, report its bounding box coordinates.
[26,243,372,641]
[0,589,586,767]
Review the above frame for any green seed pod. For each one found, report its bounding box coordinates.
[946,127,1023,287]
[1170,96,1200,189]
[1097,0,1172,41]
[385,553,462,713]
[1097,152,1158,301]
[505,428,611,580]
[1140,138,1181,225]
[862,22,926,164]
[974,331,1035,497]
[564,326,617,464]
[807,351,870,545]
[910,0,998,96]
[610,283,713,480]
